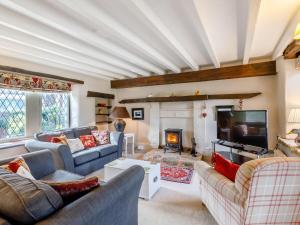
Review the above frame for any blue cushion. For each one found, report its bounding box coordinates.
[72,149,100,166]
[73,127,92,138]
[41,170,84,182]
[96,144,118,157]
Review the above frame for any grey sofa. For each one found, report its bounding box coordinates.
[0,150,144,225]
[25,126,124,176]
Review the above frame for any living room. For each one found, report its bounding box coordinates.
[0,1,299,225]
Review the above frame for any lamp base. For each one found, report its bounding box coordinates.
[114,119,126,132]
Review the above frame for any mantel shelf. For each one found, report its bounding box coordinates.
[119,93,261,104]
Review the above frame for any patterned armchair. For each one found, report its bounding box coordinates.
[196,157,300,225]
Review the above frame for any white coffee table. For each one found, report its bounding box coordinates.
[104,158,160,200]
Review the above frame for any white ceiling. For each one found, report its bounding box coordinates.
[0,0,299,80]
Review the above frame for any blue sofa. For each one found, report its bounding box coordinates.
[25,126,124,176]
[0,150,144,225]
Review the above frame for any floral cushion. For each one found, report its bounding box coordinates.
[92,130,110,145]
[44,176,99,198]
[80,135,96,148]
[50,135,67,145]
[1,157,35,179]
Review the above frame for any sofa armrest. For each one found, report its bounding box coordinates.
[195,161,246,207]
[110,131,124,157]
[36,165,145,225]
[25,141,75,173]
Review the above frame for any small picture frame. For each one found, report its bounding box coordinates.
[132,108,144,120]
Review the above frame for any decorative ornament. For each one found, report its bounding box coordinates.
[195,90,200,95]
[202,101,207,118]
[147,93,153,98]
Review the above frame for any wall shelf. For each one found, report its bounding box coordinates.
[95,106,112,108]
[87,91,115,99]
[119,93,261,104]
[96,121,113,124]
[96,113,110,116]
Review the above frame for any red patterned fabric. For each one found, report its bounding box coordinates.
[80,135,96,148]
[213,152,240,182]
[44,176,99,198]
[161,165,193,184]
[0,71,71,91]
[4,157,31,173]
[50,135,67,145]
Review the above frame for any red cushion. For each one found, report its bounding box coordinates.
[212,152,240,182]
[80,135,96,148]
[50,135,67,144]
[44,176,99,198]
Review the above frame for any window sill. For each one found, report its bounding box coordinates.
[0,138,33,150]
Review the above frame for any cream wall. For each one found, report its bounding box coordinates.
[115,75,278,151]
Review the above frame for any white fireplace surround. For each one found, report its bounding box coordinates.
[148,100,237,154]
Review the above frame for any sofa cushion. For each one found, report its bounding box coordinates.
[72,149,100,166]
[80,135,97,148]
[44,176,99,198]
[95,144,118,157]
[36,129,75,142]
[0,168,63,224]
[74,127,92,138]
[40,170,84,182]
[212,152,240,182]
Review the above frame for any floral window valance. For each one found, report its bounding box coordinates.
[0,71,71,92]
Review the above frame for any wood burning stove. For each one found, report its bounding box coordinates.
[164,128,183,154]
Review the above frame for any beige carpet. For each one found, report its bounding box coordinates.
[138,171,217,225]
[90,150,217,225]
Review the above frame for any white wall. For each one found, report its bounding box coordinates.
[276,57,300,134]
[70,77,112,127]
[115,75,278,151]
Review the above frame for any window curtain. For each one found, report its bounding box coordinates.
[0,71,71,92]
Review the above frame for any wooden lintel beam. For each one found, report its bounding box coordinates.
[0,65,84,84]
[87,91,115,99]
[119,93,261,104]
[111,61,276,89]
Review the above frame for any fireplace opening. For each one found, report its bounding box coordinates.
[167,133,178,144]
[164,128,183,154]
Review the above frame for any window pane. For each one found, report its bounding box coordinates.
[41,93,69,131]
[0,89,25,139]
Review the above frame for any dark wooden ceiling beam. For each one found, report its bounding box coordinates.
[111,61,276,89]
[0,65,84,84]
[119,93,261,104]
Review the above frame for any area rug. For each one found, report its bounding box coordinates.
[143,149,202,184]
[161,164,194,184]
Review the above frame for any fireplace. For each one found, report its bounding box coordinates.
[164,128,183,154]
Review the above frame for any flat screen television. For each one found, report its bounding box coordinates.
[217,110,268,148]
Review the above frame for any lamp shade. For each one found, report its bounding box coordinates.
[110,106,130,119]
[295,23,300,40]
[288,108,300,123]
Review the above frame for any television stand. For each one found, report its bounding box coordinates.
[212,140,268,165]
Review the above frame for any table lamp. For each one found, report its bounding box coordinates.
[110,106,130,132]
[288,108,300,143]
